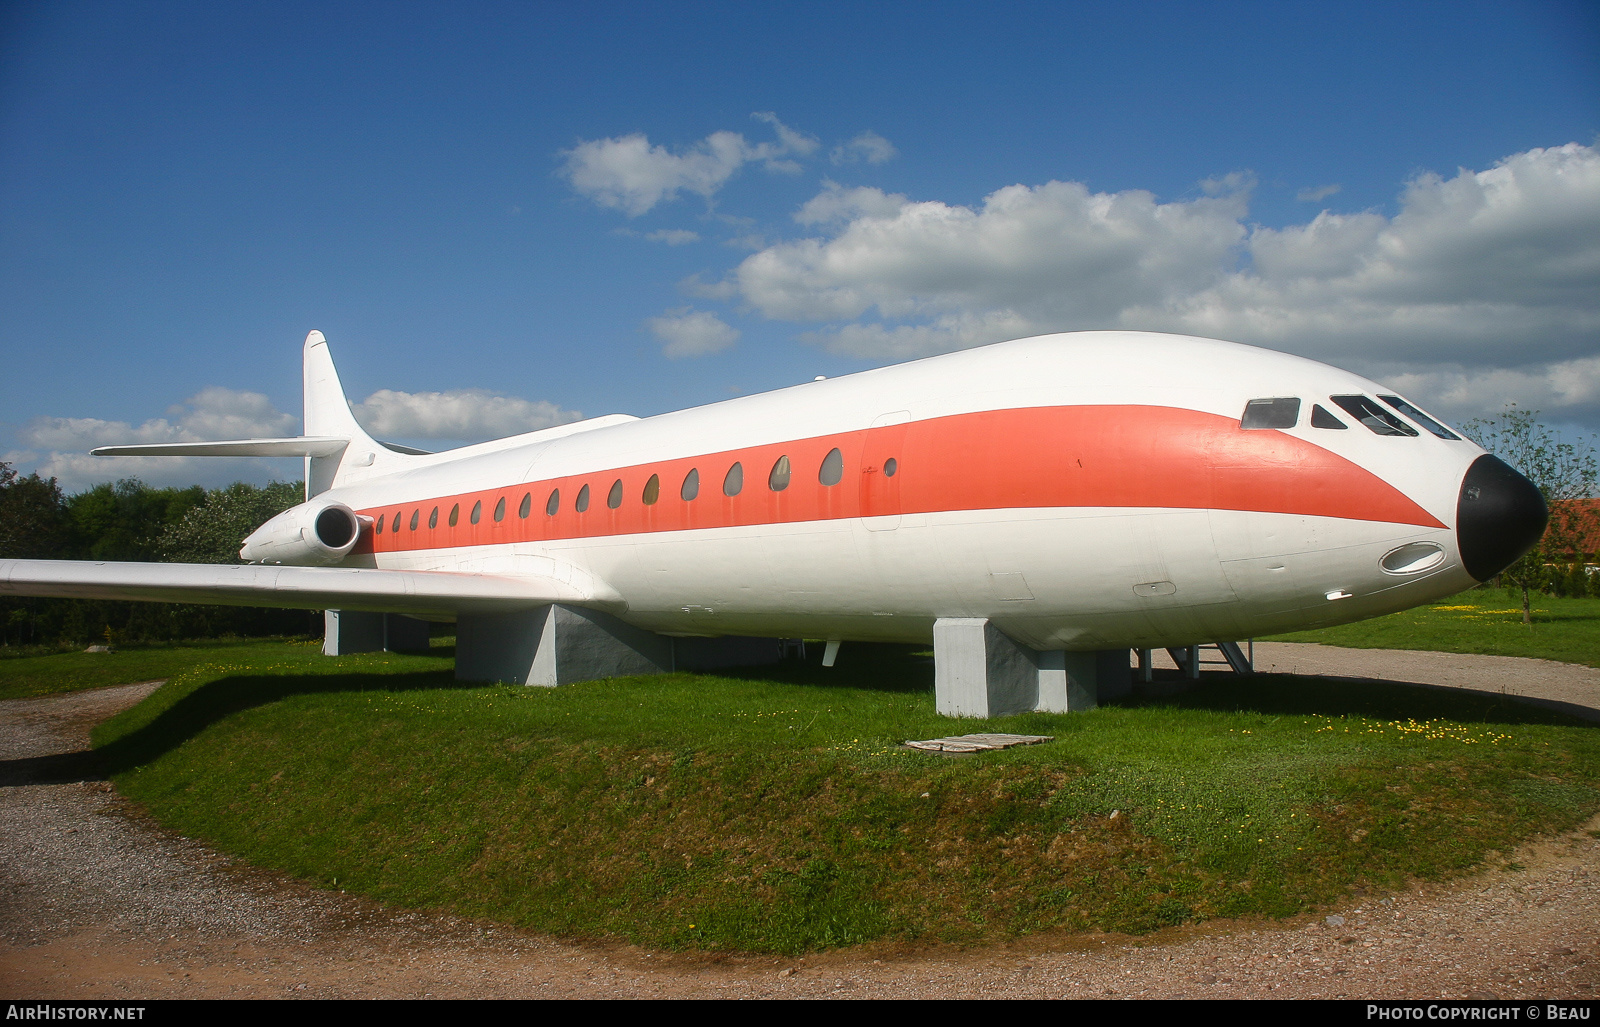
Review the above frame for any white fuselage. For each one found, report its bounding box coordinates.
[313,332,1481,651]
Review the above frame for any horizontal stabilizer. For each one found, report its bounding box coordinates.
[0,559,615,618]
[90,437,350,458]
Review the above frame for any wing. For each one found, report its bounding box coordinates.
[0,560,618,618]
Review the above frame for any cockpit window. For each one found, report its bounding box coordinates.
[1380,395,1461,440]
[1241,397,1301,429]
[1331,395,1419,437]
[1310,404,1348,429]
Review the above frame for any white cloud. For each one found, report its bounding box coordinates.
[1132,143,1600,369]
[644,229,700,245]
[736,177,1249,334]
[12,384,584,491]
[830,130,897,166]
[751,111,820,162]
[1296,183,1342,203]
[793,180,908,226]
[678,272,738,300]
[708,144,1599,423]
[21,388,295,450]
[351,389,582,439]
[16,388,301,492]
[646,307,740,359]
[561,113,818,216]
[1381,354,1600,429]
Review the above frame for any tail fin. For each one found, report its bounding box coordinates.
[90,331,412,499]
[303,330,391,495]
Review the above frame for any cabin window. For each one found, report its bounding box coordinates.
[1311,404,1347,429]
[1241,397,1301,429]
[519,492,532,518]
[411,510,420,531]
[470,500,482,525]
[884,457,898,477]
[1380,395,1461,440]
[428,507,438,529]
[819,447,843,486]
[642,474,660,505]
[546,489,559,516]
[494,497,506,522]
[376,514,385,534]
[681,468,700,501]
[724,462,743,496]
[449,504,460,527]
[769,455,791,491]
[576,484,590,512]
[1331,395,1418,436]
[607,479,623,509]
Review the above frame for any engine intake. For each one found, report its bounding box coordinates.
[240,498,363,566]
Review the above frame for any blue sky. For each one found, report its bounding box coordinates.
[2,0,1597,490]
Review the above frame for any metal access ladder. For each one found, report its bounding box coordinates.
[1136,640,1254,681]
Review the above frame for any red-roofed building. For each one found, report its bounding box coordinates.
[1550,498,1600,563]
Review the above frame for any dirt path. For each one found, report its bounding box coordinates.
[1,650,1597,1000]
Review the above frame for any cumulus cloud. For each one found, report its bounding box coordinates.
[13,384,584,491]
[1131,143,1600,370]
[1296,183,1342,203]
[735,176,1250,344]
[646,307,740,358]
[561,113,818,216]
[644,229,700,245]
[793,180,909,226]
[17,388,301,491]
[705,143,1599,424]
[351,389,581,439]
[1381,354,1600,429]
[21,388,295,451]
[831,130,897,166]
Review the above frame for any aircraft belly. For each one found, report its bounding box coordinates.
[359,504,1470,650]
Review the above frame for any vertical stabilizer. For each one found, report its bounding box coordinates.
[303,331,383,496]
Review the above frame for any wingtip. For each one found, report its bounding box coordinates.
[305,330,326,348]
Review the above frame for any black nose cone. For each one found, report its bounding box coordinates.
[1457,455,1548,581]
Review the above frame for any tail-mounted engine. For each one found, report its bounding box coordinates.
[239,498,364,566]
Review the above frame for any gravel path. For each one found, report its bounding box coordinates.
[1,648,1597,1000]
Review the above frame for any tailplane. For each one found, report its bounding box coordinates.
[90,330,415,497]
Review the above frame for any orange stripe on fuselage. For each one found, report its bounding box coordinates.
[354,406,1444,555]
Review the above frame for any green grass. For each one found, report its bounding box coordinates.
[1266,591,1600,667]
[85,641,1600,954]
[0,636,326,700]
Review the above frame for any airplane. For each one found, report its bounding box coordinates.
[0,329,1548,717]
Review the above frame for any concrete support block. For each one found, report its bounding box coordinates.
[934,618,1130,718]
[456,604,673,686]
[323,610,431,656]
[934,618,1038,718]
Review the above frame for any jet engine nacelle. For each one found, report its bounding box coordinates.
[240,498,363,566]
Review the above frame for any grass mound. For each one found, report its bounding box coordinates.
[85,640,1600,954]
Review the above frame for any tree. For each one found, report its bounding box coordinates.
[0,462,68,559]
[1460,405,1600,624]
[65,478,206,561]
[155,481,303,564]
